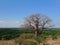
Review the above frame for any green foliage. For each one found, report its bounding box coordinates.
[0,28,20,40]
[22,41,37,45]
[35,35,47,43]
[52,35,57,40]
[29,42,37,45]
[0,28,60,41]
[34,29,60,43]
[14,28,60,45]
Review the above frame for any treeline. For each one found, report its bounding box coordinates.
[0,28,20,40]
[0,28,34,40]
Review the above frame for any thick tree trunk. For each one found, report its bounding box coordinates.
[35,30,40,37]
[35,21,40,37]
[35,29,43,37]
[39,30,43,35]
[35,31,37,37]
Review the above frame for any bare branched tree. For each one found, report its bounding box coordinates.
[22,14,52,36]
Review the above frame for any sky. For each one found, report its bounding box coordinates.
[0,0,60,28]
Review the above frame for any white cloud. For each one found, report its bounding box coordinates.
[0,20,60,28]
[0,21,20,28]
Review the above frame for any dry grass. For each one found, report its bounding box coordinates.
[0,40,18,45]
[0,37,60,45]
[40,37,60,45]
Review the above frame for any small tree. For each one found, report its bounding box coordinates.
[22,14,52,37]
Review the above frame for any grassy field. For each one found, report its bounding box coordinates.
[0,28,60,45]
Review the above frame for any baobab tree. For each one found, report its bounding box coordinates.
[22,14,52,36]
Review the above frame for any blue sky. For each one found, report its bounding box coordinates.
[0,0,60,28]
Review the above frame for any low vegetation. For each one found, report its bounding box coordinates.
[0,28,60,45]
[0,28,20,40]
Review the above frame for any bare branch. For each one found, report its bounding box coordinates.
[21,14,52,36]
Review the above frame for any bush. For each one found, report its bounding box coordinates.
[15,38,37,45]
[35,37,46,43]
[21,41,37,45]
[52,35,57,40]
[35,34,48,43]
[15,38,24,45]
[29,42,37,45]
[20,33,35,39]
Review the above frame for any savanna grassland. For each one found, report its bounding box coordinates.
[0,28,60,45]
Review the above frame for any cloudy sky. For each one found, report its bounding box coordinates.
[0,21,20,28]
[0,0,60,28]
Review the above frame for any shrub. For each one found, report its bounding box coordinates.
[21,41,37,45]
[15,39,37,45]
[35,34,48,43]
[15,38,24,45]
[20,33,35,39]
[35,37,46,43]
[29,42,37,45]
[52,35,57,40]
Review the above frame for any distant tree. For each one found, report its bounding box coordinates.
[22,14,52,36]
